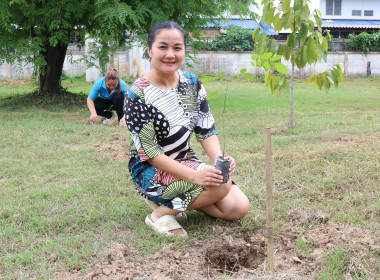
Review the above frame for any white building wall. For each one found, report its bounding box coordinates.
[320,0,380,19]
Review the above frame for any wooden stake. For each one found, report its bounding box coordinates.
[264,127,274,272]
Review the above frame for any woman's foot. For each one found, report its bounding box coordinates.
[145,214,187,238]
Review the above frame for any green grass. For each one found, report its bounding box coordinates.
[316,246,349,280]
[0,76,379,278]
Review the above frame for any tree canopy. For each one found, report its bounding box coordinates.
[251,0,344,127]
[0,0,256,93]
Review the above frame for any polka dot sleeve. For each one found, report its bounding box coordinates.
[194,82,217,141]
[124,94,164,161]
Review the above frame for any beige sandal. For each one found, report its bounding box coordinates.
[144,199,187,220]
[145,214,188,238]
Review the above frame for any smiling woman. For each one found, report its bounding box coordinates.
[123,21,249,238]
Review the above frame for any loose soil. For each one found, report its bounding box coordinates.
[54,218,379,279]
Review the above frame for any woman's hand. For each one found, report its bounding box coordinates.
[89,113,99,123]
[216,156,236,176]
[192,168,223,187]
[225,156,236,176]
[119,114,126,126]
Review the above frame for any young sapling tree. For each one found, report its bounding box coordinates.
[200,71,231,183]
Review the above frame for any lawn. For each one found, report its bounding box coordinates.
[0,76,379,279]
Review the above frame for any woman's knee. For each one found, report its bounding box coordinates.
[204,181,232,200]
[224,192,250,220]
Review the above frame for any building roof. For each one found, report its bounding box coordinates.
[322,19,380,29]
[205,18,278,35]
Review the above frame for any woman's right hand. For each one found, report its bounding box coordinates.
[193,168,223,186]
[89,113,98,123]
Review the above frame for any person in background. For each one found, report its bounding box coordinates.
[87,68,127,125]
[124,21,249,238]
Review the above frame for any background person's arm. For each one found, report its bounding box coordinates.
[87,98,98,123]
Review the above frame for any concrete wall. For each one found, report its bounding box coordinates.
[0,50,88,79]
[1,50,379,79]
[183,51,380,78]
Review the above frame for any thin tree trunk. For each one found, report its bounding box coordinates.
[289,62,294,128]
[39,40,68,93]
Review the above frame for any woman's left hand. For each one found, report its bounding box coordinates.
[225,156,236,176]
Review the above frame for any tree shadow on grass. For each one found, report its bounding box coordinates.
[0,89,87,112]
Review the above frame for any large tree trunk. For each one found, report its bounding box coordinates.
[39,40,68,93]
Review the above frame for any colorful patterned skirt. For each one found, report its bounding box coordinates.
[130,158,212,211]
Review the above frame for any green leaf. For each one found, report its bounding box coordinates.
[274,63,289,74]
[298,21,309,42]
[326,75,335,87]
[251,54,259,60]
[282,0,291,12]
[256,61,262,67]
[331,69,339,87]
[199,76,214,83]
[317,32,323,44]
[317,74,323,90]
[279,80,290,95]
[323,75,331,90]
[270,55,282,61]
[279,74,285,86]
[207,91,217,100]
[273,12,282,31]
[263,61,271,71]
[297,46,307,68]
[256,33,268,54]
[251,61,256,67]
[245,73,253,81]
[268,7,276,25]
[286,33,296,49]
[337,65,344,85]
[215,70,225,80]
[300,4,310,20]
[307,19,315,29]
[261,2,270,24]
[306,39,316,64]
[252,28,260,40]
[306,74,315,84]
[282,10,294,30]
[240,68,247,73]
[265,72,270,88]
[261,52,273,60]
[326,30,332,41]
[267,39,277,53]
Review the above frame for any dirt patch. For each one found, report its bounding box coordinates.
[0,78,34,87]
[54,220,379,279]
[92,133,129,162]
[204,235,266,273]
[286,208,330,226]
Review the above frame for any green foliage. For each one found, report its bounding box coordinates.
[197,25,254,52]
[345,32,380,53]
[255,0,344,126]
[0,0,256,92]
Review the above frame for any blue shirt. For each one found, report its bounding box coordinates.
[88,77,127,100]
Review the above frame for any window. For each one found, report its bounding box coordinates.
[326,0,342,16]
[352,10,361,16]
[364,10,374,16]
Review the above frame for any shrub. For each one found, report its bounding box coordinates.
[344,31,380,53]
[193,25,254,53]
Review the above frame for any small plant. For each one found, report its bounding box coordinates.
[200,71,231,183]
